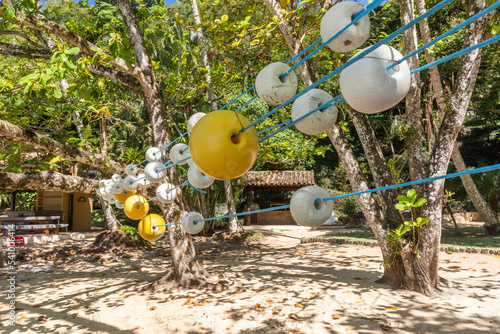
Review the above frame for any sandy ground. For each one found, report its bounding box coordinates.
[1,228,500,334]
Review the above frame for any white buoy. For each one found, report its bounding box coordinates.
[111,182,124,194]
[111,174,121,183]
[188,112,206,133]
[170,143,191,165]
[339,44,411,114]
[156,183,177,204]
[103,185,113,195]
[320,2,371,53]
[291,89,338,135]
[181,212,205,234]
[146,147,161,162]
[136,173,151,188]
[144,161,166,183]
[255,62,298,105]
[187,165,214,189]
[115,201,125,209]
[290,186,334,227]
[107,196,117,205]
[125,164,138,176]
[122,175,139,191]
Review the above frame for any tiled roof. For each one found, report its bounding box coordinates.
[244,170,315,188]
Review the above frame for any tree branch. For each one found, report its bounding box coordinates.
[0,119,124,172]
[0,41,51,58]
[0,171,98,193]
[0,29,45,49]
[87,64,141,90]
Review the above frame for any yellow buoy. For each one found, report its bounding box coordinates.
[124,195,149,220]
[189,110,259,180]
[115,189,135,203]
[138,214,166,242]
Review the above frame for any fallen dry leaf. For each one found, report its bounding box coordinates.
[149,306,157,311]
[288,313,299,320]
[17,314,27,322]
[295,303,305,308]
[266,299,272,302]
[387,306,399,310]
[298,251,305,254]
[346,326,355,331]
[272,307,282,312]
[71,313,78,318]
[218,273,224,278]
[494,255,500,258]
[332,314,344,320]
[422,305,433,309]
[254,303,264,312]
[353,277,367,280]
[362,316,379,321]
[293,329,301,332]
[37,316,48,322]
[478,262,487,264]
[343,290,352,293]
[361,258,368,260]
[308,294,318,300]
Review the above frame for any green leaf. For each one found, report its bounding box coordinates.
[395,203,408,211]
[397,195,409,203]
[53,87,63,99]
[40,73,51,86]
[407,189,417,203]
[3,8,16,21]
[67,47,81,55]
[221,14,228,23]
[413,198,427,208]
[415,217,429,226]
[404,220,417,227]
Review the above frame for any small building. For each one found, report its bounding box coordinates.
[37,191,93,231]
[243,170,315,225]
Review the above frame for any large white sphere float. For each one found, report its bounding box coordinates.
[339,44,411,114]
[122,175,139,191]
[181,212,205,234]
[291,89,338,135]
[290,186,333,227]
[320,2,371,53]
[188,112,206,133]
[170,143,191,165]
[255,62,298,105]
[156,183,177,204]
[144,161,166,183]
[187,165,214,189]
[145,147,161,162]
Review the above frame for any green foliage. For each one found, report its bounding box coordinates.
[241,230,264,242]
[16,192,37,211]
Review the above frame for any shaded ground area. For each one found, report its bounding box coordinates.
[1,229,500,334]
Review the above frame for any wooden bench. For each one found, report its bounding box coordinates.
[1,211,67,236]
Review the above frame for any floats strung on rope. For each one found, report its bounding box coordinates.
[135,173,151,188]
[181,212,205,234]
[145,147,161,162]
[115,201,125,209]
[111,174,121,183]
[189,110,259,180]
[339,45,411,114]
[289,185,333,227]
[170,143,192,166]
[156,183,178,204]
[138,214,166,242]
[125,164,138,176]
[255,62,298,106]
[124,195,149,220]
[291,89,339,135]
[111,182,124,194]
[144,161,167,183]
[188,112,206,132]
[320,2,371,53]
[115,189,135,203]
[122,175,139,191]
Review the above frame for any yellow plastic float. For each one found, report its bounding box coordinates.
[124,195,149,220]
[138,214,166,242]
[189,110,259,180]
[115,190,135,203]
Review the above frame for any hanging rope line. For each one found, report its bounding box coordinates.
[193,163,500,223]
[156,156,191,173]
[155,131,189,156]
[231,0,455,140]
[153,222,182,227]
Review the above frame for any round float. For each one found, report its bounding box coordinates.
[124,195,149,220]
[156,183,177,204]
[111,174,121,183]
[138,214,166,242]
[291,89,338,135]
[189,110,259,180]
[125,164,138,176]
[255,62,298,105]
[111,182,124,194]
[187,165,214,189]
[320,2,371,53]
[339,44,411,114]
[290,186,333,227]
[115,201,125,209]
[170,143,191,165]
[188,112,206,132]
[144,161,166,183]
[146,147,161,162]
[115,189,135,203]
[181,212,205,234]
[135,173,151,188]
[122,175,139,191]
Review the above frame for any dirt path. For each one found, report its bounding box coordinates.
[1,230,500,334]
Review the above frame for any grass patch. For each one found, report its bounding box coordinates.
[92,209,105,227]
[319,227,500,250]
[241,230,265,242]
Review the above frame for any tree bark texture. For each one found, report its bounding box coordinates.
[100,196,119,231]
[0,171,97,193]
[415,0,498,227]
[0,119,123,172]
[117,0,205,287]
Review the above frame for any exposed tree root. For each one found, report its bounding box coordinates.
[91,230,151,253]
[141,270,229,293]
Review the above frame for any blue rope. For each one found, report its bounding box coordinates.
[165,180,187,194]
[156,156,191,173]
[136,158,148,166]
[278,0,385,81]
[194,163,500,223]
[132,176,145,183]
[286,38,323,65]
[186,181,208,194]
[181,146,189,153]
[393,1,500,69]
[257,119,293,135]
[155,131,189,155]
[235,95,258,113]
[153,222,182,227]
[138,196,156,206]
[231,0,455,139]
[411,34,500,74]
[219,86,255,111]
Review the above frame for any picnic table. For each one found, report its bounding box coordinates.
[0,211,68,236]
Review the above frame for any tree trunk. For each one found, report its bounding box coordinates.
[415,0,498,227]
[100,196,119,231]
[117,0,205,287]
[191,0,239,233]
